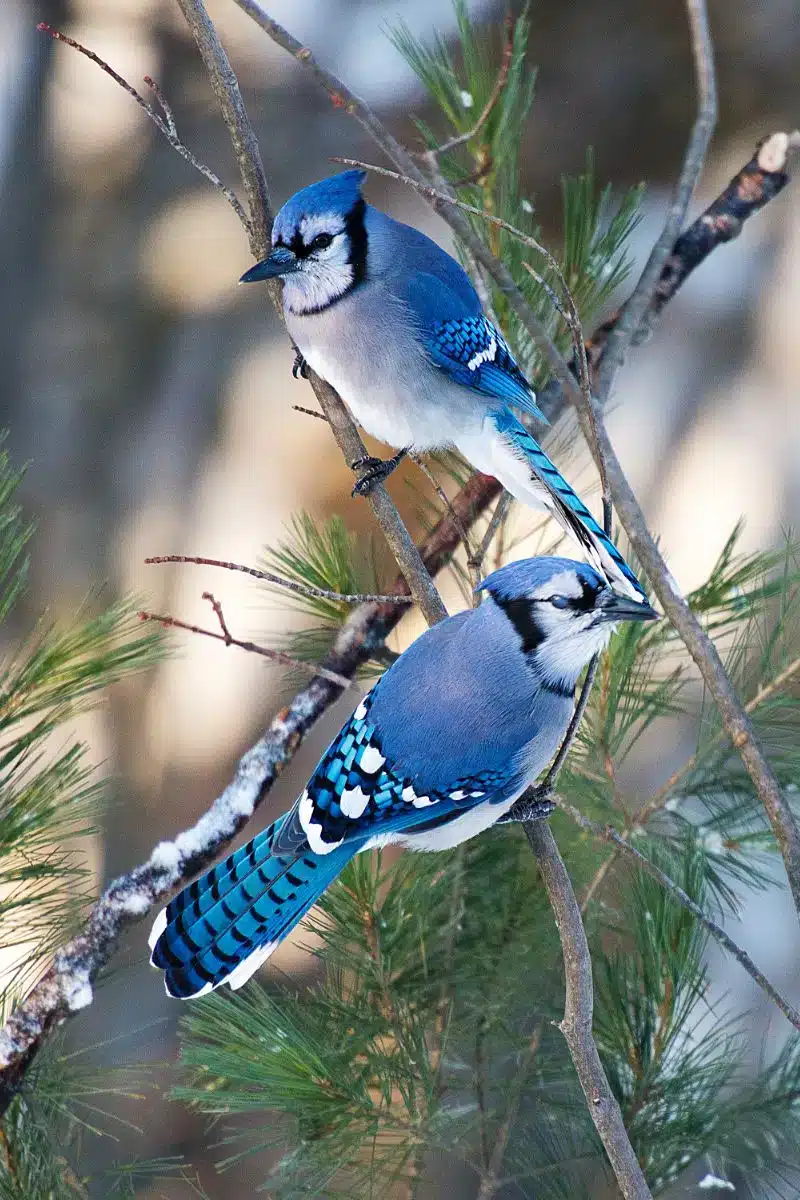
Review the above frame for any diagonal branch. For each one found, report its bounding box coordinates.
[576,399,800,918]
[36,23,250,231]
[524,822,653,1200]
[586,129,800,374]
[144,553,414,606]
[138,598,356,688]
[595,0,717,402]
[173,0,446,627]
[172,0,271,255]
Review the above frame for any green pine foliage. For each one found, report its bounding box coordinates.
[0,447,163,1193]
[390,1,643,385]
[260,513,390,676]
[173,526,800,1198]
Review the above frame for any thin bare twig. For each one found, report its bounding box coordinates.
[524,822,653,1200]
[292,403,328,421]
[138,605,355,689]
[595,0,717,401]
[172,0,270,254]
[558,798,800,1033]
[144,553,414,606]
[37,24,250,232]
[407,453,477,590]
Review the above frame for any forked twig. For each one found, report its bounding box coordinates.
[138,602,355,689]
[37,24,250,232]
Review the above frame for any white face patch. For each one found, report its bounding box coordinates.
[299,212,344,243]
[340,785,371,819]
[359,745,385,775]
[354,699,368,721]
[534,615,614,691]
[529,568,584,602]
[298,788,344,855]
[282,213,355,316]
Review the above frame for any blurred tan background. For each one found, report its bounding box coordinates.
[1,0,799,1194]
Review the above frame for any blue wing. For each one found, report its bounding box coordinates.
[404,272,548,424]
[271,689,515,859]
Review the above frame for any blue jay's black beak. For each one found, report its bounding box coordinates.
[598,590,659,623]
[239,246,300,283]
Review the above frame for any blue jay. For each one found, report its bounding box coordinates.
[240,170,645,603]
[150,556,656,998]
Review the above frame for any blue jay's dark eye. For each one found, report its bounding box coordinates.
[310,233,334,252]
[550,595,570,610]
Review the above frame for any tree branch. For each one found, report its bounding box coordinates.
[138,596,356,689]
[36,24,250,231]
[144,553,414,606]
[558,797,800,1033]
[595,0,717,402]
[586,129,800,372]
[173,0,446,626]
[577,400,800,918]
[524,822,653,1200]
[172,0,271,255]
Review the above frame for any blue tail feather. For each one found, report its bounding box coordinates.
[491,408,646,601]
[150,814,355,998]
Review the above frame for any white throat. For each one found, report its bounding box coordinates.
[283,234,356,316]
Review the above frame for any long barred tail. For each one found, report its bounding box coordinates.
[149,815,355,999]
[486,408,647,602]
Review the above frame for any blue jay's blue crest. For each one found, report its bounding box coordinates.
[271,169,367,246]
[239,171,649,603]
[479,556,605,603]
[149,554,656,999]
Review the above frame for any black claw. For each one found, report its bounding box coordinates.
[350,449,408,498]
[498,788,555,825]
[292,351,309,380]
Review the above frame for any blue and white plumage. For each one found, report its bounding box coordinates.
[150,556,656,998]
[240,170,645,603]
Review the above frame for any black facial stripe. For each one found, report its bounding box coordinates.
[344,196,368,287]
[275,229,340,260]
[494,596,545,655]
[569,579,601,613]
